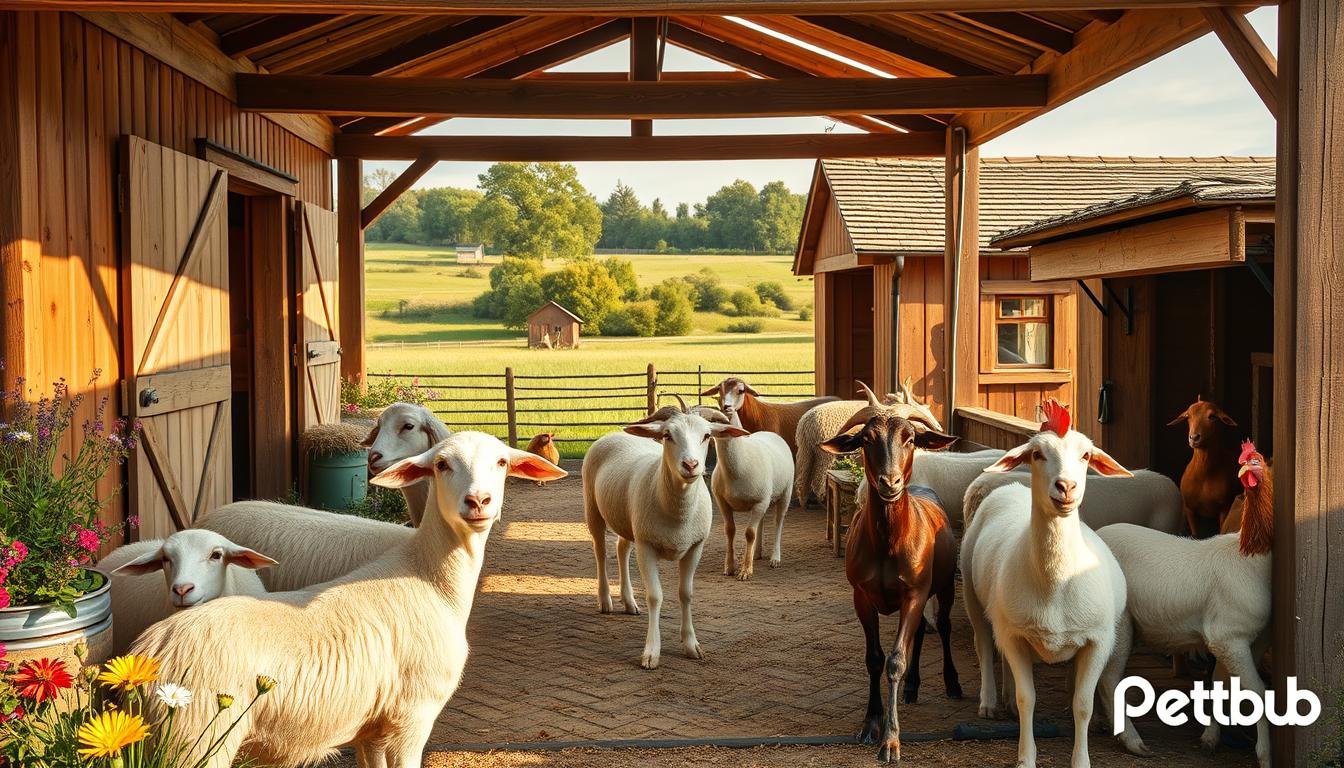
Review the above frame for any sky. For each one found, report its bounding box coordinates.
[365,8,1277,209]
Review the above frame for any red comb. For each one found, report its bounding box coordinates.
[1239,439,1258,464]
[1041,399,1071,437]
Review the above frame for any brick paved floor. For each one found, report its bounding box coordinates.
[412,460,1255,766]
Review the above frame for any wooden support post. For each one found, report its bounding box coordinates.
[646,363,657,415]
[943,128,980,430]
[505,366,517,448]
[336,156,365,385]
[0,12,39,397]
[630,17,659,137]
[361,155,435,229]
[1202,7,1277,117]
[1272,0,1343,763]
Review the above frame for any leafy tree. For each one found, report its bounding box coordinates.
[539,258,621,332]
[418,187,483,245]
[362,169,398,204]
[598,182,646,249]
[725,287,780,318]
[477,163,601,260]
[600,301,659,337]
[704,180,762,251]
[755,181,806,253]
[364,192,422,244]
[754,281,795,311]
[473,258,544,327]
[470,195,518,250]
[682,268,729,311]
[602,257,641,300]
[649,279,694,336]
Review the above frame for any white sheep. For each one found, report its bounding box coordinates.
[195,501,413,592]
[132,432,566,768]
[699,405,793,580]
[583,396,748,669]
[909,448,1006,531]
[793,380,940,512]
[361,401,452,526]
[98,529,277,654]
[1097,440,1275,766]
[960,401,1135,768]
[962,468,1184,534]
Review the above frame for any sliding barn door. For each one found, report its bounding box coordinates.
[121,136,232,540]
[295,201,341,431]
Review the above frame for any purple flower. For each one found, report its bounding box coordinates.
[127,515,140,528]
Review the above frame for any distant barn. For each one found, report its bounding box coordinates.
[455,244,485,264]
[527,301,584,349]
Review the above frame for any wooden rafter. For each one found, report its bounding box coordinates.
[217,13,340,57]
[237,73,1048,118]
[953,12,1075,54]
[361,155,436,228]
[1201,7,1276,116]
[629,16,660,135]
[331,15,522,76]
[787,15,992,75]
[525,69,752,80]
[1,1,1277,13]
[261,14,436,74]
[334,132,946,160]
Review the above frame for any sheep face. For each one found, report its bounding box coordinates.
[111,530,277,608]
[820,412,957,502]
[625,409,748,482]
[700,377,758,418]
[372,432,566,532]
[1166,396,1237,450]
[986,431,1131,516]
[363,403,446,475]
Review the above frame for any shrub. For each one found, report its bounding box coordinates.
[341,375,439,412]
[599,301,659,337]
[723,319,765,334]
[649,279,695,336]
[725,288,781,318]
[681,268,730,312]
[798,304,814,321]
[381,300,473,319]
[458,266,484,279]
[754,281,795,311]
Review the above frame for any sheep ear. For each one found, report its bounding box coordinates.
[225,546,278,571]
[623,423,665,441]
[1166,410,1190,427]
[360,423,379,448]
[112,547,167,576]
[820,431,863,455]
[371,449,435,488]
[985,443,1032,473]
[698,384,721,398]
[709,423,750,439]
[914,430,958,451]
[1217,412,1238,427]
[1087,447,1133,477]
[507,448,567,481]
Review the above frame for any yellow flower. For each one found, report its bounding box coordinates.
[255,675,277,695]
[77,710,149,758]
[98,655,160,691]
[216,693,235,710]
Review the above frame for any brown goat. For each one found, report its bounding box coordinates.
[821,408,961,764]
[700,376,838,454]
[524,433,561,486]
[1167,396,1242,538]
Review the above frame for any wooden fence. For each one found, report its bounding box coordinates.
[365,366,816,451]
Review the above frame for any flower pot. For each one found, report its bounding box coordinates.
[0,569,112,668]
[306,449,369,511]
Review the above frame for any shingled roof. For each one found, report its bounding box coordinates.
[799,156,1275,268]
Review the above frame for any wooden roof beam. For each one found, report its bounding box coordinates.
[1201,7,1276,116]
[630,17,660,136]
[217,13,341,57]
[524,70,753,81]
[953,12,1076,54]
[335,132,946,161]
[3,1,1277,14]
[238,73,1047,118]
[788,15,992,75]
[330,15,523,76]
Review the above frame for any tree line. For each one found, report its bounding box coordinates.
[364,162,806,256]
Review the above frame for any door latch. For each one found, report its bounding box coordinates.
[139,388,161,408]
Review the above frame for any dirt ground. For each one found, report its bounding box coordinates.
[354,459,1260,767]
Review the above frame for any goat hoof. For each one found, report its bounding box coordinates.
[684,641,704,659]
[903,686,919,704]
[736,570,753,582]
[1121,737,1153,758]
[769,558,780,568]
[876,742,899,764]
[946,680,964,700]
[623,603,641,615]
[640,653,660,670]
[858,719,883,744]
[978,704,1004,719]
[599,599,613,614]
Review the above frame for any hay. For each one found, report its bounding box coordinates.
[302,423,369,458]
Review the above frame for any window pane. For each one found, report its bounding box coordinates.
[997,321,1051,366]
[998,297,1047,318]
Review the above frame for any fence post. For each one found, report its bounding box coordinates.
[505,366,517,447]
[697,364,703,405]
[646,363,657,415]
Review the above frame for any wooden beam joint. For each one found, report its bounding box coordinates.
[359,155,436,229]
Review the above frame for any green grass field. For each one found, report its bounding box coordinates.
[362,244,817,457]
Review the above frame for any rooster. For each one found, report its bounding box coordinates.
[1220,440,1272,540]
[524,432,561,486]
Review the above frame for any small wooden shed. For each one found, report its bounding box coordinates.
[455,244,485,264]
[527,301,584,349]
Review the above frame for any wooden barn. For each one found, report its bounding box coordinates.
[455,243,485,263]
[527,301,584,349]
[0,2,1337,760]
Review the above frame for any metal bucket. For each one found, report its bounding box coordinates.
[307,448,369,511]
[0,569,114,666]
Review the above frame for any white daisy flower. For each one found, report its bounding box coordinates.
[10,431,32,442]
[156,682,195,709]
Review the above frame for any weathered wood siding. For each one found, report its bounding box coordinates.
[872,257,947,425]
[0,11,332,537]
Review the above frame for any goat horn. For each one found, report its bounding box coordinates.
[855,381,882,407]
[669,393,690,413]
[835,406,881,438]
[633,405,684,424]
[691,405,731,424]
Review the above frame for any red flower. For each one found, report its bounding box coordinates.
[12,658,73,703]
[0,704,24,722]
[0,588,9,610]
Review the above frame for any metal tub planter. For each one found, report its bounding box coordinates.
[0,569,113,668]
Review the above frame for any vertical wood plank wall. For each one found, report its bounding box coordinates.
[1,11,332,536]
